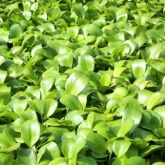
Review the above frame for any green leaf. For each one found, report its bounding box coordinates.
[65,72,88,96]
[77,55,95,72]
[127,156,147,165]
[65,110,84,126]
[149,60,165,74]
[86,133,106,156]
[72,3,85,19]
[8,98,27,114]
[141,145,164,157]
[98,70,112,86]
[132,59,146,78]
[152,162,165,165]
[55,53,73,68]
[60,94,83,110]
[82,24,102,37]
[9,24,23,38]
[0,70,7,84]
[138,89,153,105]
[48,157,67,165]
[122,98,142,127]
[147,42,165,60]
[21,120,40,147]
[61,136,86,165]
[0,86,11,105]
[37,142,60,163]
[0,153,14,165]
[78,156,97,165]
[154,105,165,128]
[113,140,131,157]
[117,119,134,137]
[29,99,58,118]
[147,92,161,109]
[17,148,37,165]
[140,110,163,131]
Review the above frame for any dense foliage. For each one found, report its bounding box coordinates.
[0,0,165,164]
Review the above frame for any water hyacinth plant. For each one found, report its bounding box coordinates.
[0,0,165,164]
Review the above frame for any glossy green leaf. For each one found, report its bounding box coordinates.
[154,105,165,128]
[77,55,95,72]
[65,110,84,126]
[60,94,83,110]
[0,70,7,84]
[78,156,97,165]
[127,156,147,165]
[147,92,161,109]
[17,148,37,165]
[48,157,67,165]
[132,59,146,78]
[56,53,73,68]
[86,133,106,156]
[21,120,40,147]
[72,3,85,19]
[113,140,131,157]
[9,24,23,38]
[61,136,86,165]
[29,99,58,118]
[0,86,11,105]
[122,98,142,127]
[138,89,153,105]
[140,111,162,131]
[65,72,88,96]
[37,141,60,163]
[117,119,134,137]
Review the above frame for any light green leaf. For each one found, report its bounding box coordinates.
[138,89,153,105]
[9,24,23,38]
[113,140,131,157]
[0,70,7,84]
[65,72,88,96]
[140,110,162,131]
[86,133,106,156]
[48,157,67,165]
[78,156,97,165]
[0,86,11,105]
[82,24,102,37]
[77,55,95,72]
[122,98,142,127]
[29,99,58,118]
[56,53,73,68]
[127,156,147,165]
[154,105,165,128]
[21,120,40,147]
[17,148,37,165]
[117,119,134,137]
[132,59,146,78]
[147,92,161,109]
[72,3,85,19]
[37,142,60,163]
[60,94,83,110]
[65,110,84,126]
[61,136,86,165]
